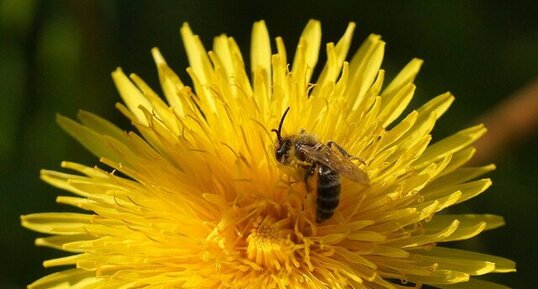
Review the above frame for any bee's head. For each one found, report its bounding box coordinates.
[274,137,292,163]
[271,107,291,164]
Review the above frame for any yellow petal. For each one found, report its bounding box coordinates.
[426,214,505,233]
[378,82,416,127]
[421,254,495,275]
[429,220,487,242]
[251,20,271,83]
[398,92,455,151]
[408,270,469,284]
[28,268,98,289]
[347,34,385,111]
[180,22,212,85]
[76,110,129,143]
[43,253,87,267]
[415,124,487,167]
[417,246,516,273]
[292,19,321,84]
[151,47,186,116]
[111,67,152,125]
[21,213,93,235]
[381,58,423,101]
[437,146,476,177]
[428,164,496,191]
[389,220,460,248]
[56,114,120,161]
[312,22,355,97]
[35,234,93,253]
[432,278,511,289]
[422,178,492,205]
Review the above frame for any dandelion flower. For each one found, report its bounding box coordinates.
[22,20,515,289]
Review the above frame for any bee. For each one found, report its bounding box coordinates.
[272,107,370,223]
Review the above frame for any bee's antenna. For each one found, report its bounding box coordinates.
[271,107,290,142]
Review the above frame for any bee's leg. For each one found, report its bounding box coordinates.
[327,140,352,157]
[327,140,366,165]
[303,163,317,193]
[302,164,318,214]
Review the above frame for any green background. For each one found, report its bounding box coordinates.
[1,1,536,288]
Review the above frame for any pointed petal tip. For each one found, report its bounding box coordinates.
[302,19,321,37]
[180,22,193,36]
[411,57,424,65]
[434,91,456,109]
[54,113,63,122]
[128,72,138,79]
[111,67,127,83]
[181,22,191,30]
[307,19,321,26]
[475,123,488,134]
[39,167,57,178]
[75,109,86,118]
[443,91,456,98]
[55,113,73,128]
[20,214,32,229]
[76,109,98,123]
[151,47,166,64]
[495,215,506,226]
[367,33,383,41]
[111,66,123,75]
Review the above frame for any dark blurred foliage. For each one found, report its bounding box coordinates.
[1,0,536,288]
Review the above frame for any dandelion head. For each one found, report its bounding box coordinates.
[22,20,515,289]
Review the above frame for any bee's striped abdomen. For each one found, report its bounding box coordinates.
[316,164,341,223]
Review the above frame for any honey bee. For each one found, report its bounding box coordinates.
[272,108,370,223]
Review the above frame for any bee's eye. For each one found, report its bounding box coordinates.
[275,140,291,163]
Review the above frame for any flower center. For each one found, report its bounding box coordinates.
[246,215,297,271]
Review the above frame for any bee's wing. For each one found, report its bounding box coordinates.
[297,144,370,185]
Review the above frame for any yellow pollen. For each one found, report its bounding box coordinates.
[246,216,295,271]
